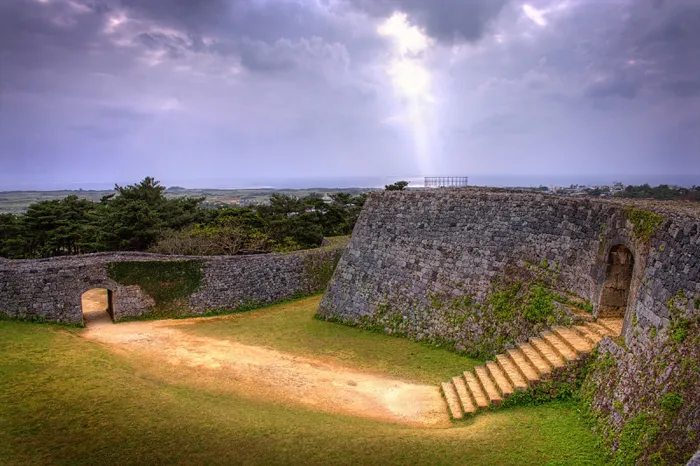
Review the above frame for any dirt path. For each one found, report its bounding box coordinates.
[80,293,448,427]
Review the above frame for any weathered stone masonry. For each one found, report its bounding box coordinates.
[0,244,345,324]
[319,188,699,463]
[320,188,698,343]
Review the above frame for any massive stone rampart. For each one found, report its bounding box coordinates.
[319,187,699,462]
[0,242,345,324]
[319,188,698,345]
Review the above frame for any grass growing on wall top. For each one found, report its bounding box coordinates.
[107,260,203,305]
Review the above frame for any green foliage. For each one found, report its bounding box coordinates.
[624,208,664,242]
[500,379,578,409]
[304,252,341,293]
[0,196,102,258]
[0,318,606,465]
[348,268,574,360]
[671,319,689,343]
[108,260,203,305]
[101,177,206,251]
[611,413,660,466]
[580,297,700,466]
[524,284,555,323]
[0,177,365,259]
[615,184,700,202]
[669,290,691,343]
[384,181,409,191]
[659,393,683,414]
[488,281,521,321]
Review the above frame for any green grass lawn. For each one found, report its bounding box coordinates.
[0,303,607,465]
[179,296,482,385]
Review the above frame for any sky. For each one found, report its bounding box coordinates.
[0,0,698,189]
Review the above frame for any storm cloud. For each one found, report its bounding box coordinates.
[0,0,698,189]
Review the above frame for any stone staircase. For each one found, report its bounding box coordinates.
[440,318,624,419]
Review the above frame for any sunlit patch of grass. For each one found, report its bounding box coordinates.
[0,319,606,465]
[179,296,482,385]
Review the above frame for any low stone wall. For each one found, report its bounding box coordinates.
[0,243,345,324]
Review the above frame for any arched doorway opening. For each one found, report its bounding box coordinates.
[81,288,114,326]
[599,244,634,318]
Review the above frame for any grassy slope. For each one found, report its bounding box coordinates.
[180,296,481,385]
[0,312,606,465]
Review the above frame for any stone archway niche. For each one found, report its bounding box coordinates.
[599,244,634,318]
[81,288,114,324]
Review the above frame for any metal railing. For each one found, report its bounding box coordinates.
[424,176,469,188]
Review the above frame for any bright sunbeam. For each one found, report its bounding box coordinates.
[378,12,435,174]
[387,60,430,97]
[377,12,429,55]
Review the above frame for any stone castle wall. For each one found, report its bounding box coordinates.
[318,187,699,462]
[319,189,698,347]
[0,244,345,324]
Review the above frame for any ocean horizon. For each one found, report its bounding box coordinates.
[0,174,697,192]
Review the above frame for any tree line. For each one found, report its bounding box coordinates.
[0,177,367,259]
[613,184,700,202]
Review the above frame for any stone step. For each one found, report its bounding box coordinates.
[464,371,489,409]
[452,376,476,414]
[585,321,614,337]
[486,361,514,397]
[519,342,554,376]
[598,318,623,335]
[572,325,603,346]
[506,348,540,384]
[475,366,502,407]
[541,332,578,361]
[496,354,528,390]
[570,307,595,322]
[530,337,566,369]
[441,381,464,420]
[552,326,593,354]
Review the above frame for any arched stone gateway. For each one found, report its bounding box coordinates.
[81,288,114,326]
[0,244,346,324]
[598,244,634,318]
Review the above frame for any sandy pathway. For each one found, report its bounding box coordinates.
[80,292,448,427]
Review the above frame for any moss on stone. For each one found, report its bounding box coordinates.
[669,290,691,343]
[303,253,340,293]
[524,283,556,323]
[624,208,663,242]
[659,393,682,414]
[108,260,203,306]
[612,413,660,466]
[350,269,576,360]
